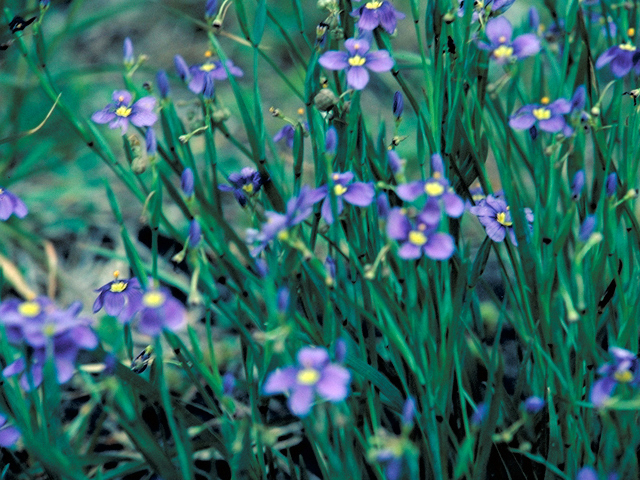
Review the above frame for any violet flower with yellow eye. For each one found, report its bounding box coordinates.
[469,194,533,246]
[590,347,640,408]
[91,90,157,135]
[477,17,540,64]
[263,346,351,417]
[317,172,375,224]
[188,52,243,95]
[93,272,142,318]
[350,1,405,34]
[509,97,571,133]
[319,38,394,90]
[386,208,455,260]
[122,287,187,336]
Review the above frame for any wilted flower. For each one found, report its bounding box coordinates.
[174,55,190,82]
[188,53,243,95]
[123,287,187,336]
[392,91,404,119]
[156,70,170,98]
[396,153,464,222]
[319,38,394,90]
[350,1,405,34]
[263,346,351,416]
[579,215,597,242]
[325,126,338,155]
[596,43,640,77]
[273,124,296,148]
[93,272,143,318]
[218,167,264,207]
[0,187,28,221]
[91,90,157,135]
[188,220,201,247]
[181,168,195,197]
[386,208,455,260]
[469,194,533,246]
[477,17,540,64]
[590,347,640,408]
[457,0,515,22]
[317,172,375,224]
[145,128,157,156]
[606,173,617,197]
[509,97,571,133]
[523,396,545,414]
[571,170,585,200]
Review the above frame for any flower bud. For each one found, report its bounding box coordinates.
[570,170,585,200]
[205,0,218,17]
[189,219,201,247]
[174,55,190,82]
[145,128,157,156]
[123,37,134,66]
[606,172,617,197]
[392,91,404,119]
[325,126,338,155]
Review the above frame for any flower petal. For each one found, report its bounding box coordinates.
[485,17,512,45]
[297,347,329,369]
[288,385,315,416]
[343,182,375,206]
[316,365,351,401]
[263,367,298,394]
[423,233,455,260]
[364,51,394,72]
[346,66,370,90]
[511,34,540,59]
[319,51,350,70]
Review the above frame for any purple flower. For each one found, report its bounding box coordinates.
[205,0,218,17]
[396,153,464,222]
[387,150,404,175]
[123,37,134,66]
[218,167,264,207]
[579,215,596,242]
[386,208,455,260]
[606,173,617,197]
[458,0,515,22]
[156,70,170,98]
[471,402,487,426]
[123,287,187,336]
[317,172,375,224]
[325,126,338,155]
[181,168,195,197]
[189,219,201,247]
[188,55,243,95]
[91,90,157,135]
[174,55,190,82]
[377,192,390,219]
[590,347,640,408]
[469,194,534,246]
[0,187,27,220]
[273,124,295,148]
[350,1,405,34]
[0,298,98,389]
[576,467,618,480]
[571,170,585,200]
[523,396,545,414]
[402,397,416,427]
[93,273,143,318]
[0,415,19,447]
[253,186,325,250]
[319,38,394,90]
[145,128,157,156]
[222,372,235,396]
[596,43,640,77]
[509,98,571,133]
[263,346,351,416]
[477,17,540,64]
[393,91,403,119]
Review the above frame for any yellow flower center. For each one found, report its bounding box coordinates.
[200,62,217,72]
[115,106,132,117]
[348,55,366,67]
[424,181,445,197]
[142,291,165,308]
[297,368,320,385]
[496,212,512,227]
[493,45,514,59]
[110,281,128,293]
[0,188,4,194]
[334,184,348,196]
[277,230,290,241]
[619,43,637,51]
[365,0,382,8]
[18,301,41,318]
[532,108,551,120]
[242,184,254,194]
[408,230,427,246]
[614,369,634,383]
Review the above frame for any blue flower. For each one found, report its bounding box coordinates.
[91,90,157,135]
[218,167,264,207]
[0,187,27,220]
